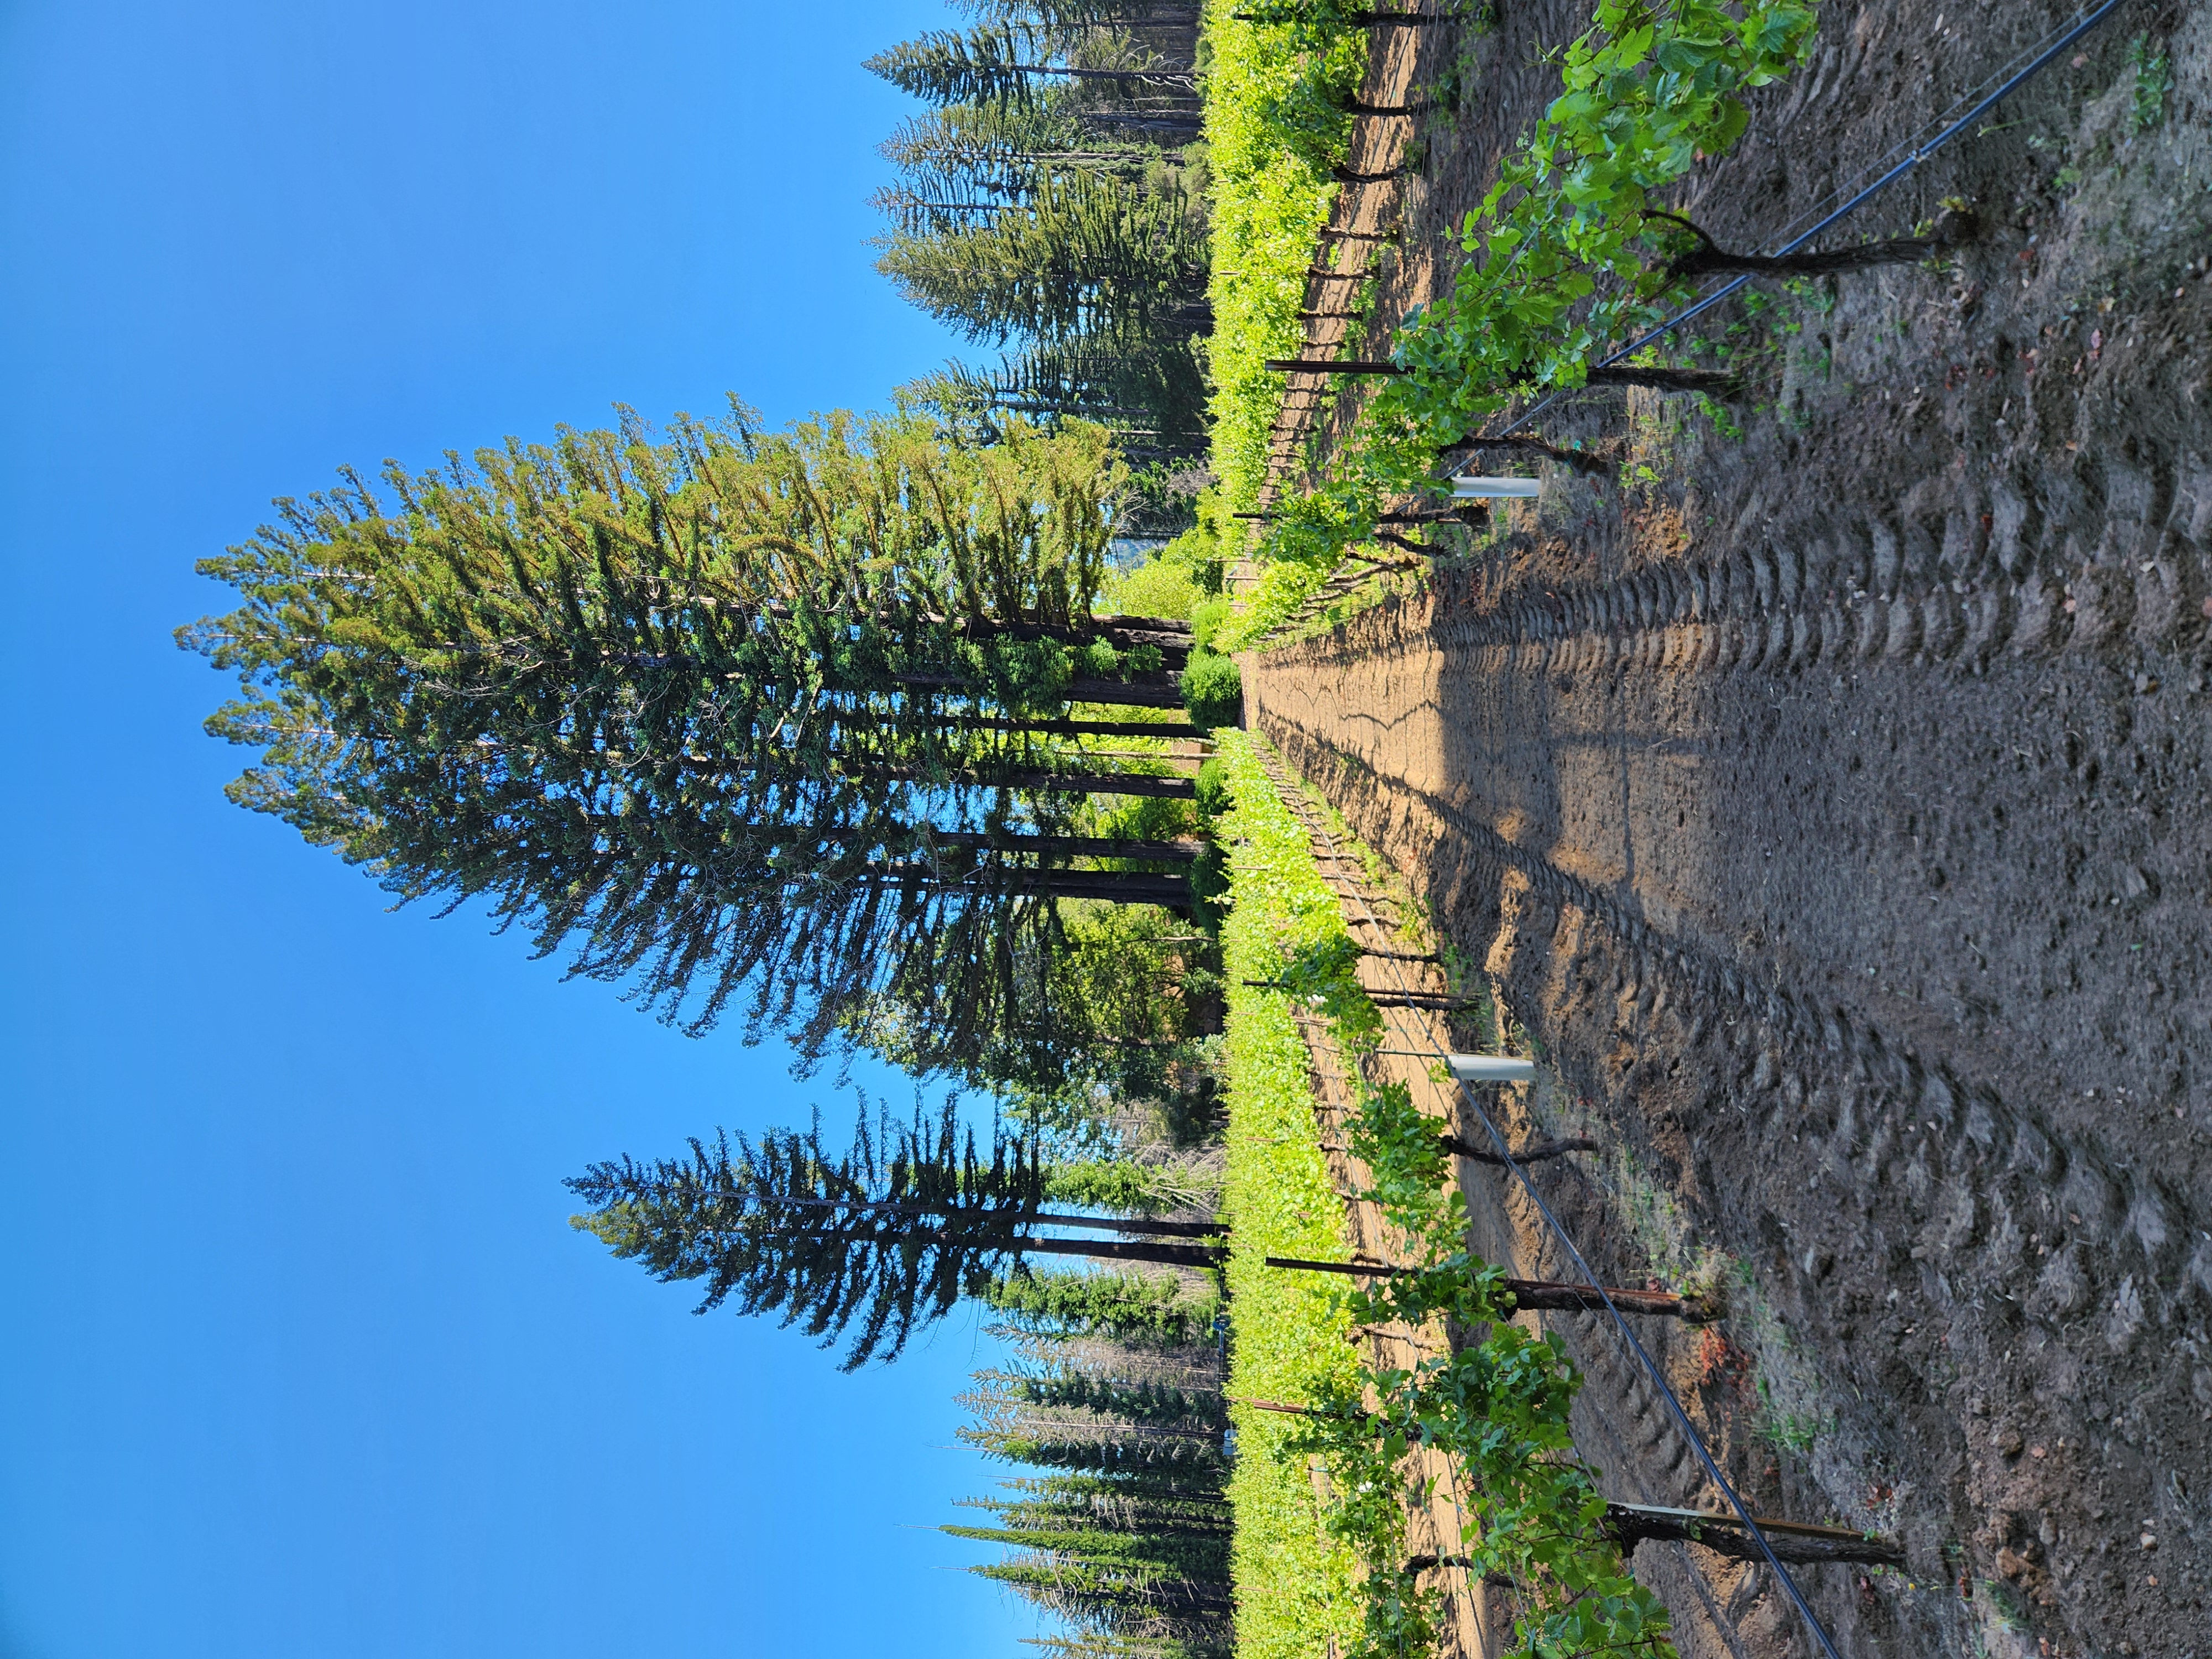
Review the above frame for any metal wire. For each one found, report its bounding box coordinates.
[1256,0,2137,639]
[1499,0,2136,440]
[1251,743,1848,1659]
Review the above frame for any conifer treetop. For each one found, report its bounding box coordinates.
[179,403,1186,1055]
[569,1100,1047,1369]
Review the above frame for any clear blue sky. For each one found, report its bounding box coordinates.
[0,4,1035,1656]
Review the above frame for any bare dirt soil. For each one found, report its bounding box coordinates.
[1253,5,2212,1657]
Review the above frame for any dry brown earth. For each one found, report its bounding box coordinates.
[1249,4,2212,1657]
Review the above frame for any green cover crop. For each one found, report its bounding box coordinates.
[1215,735,1674,1659]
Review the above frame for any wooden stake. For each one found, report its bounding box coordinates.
[1260,1259,1717,1319]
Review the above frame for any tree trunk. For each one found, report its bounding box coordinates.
[1021,1235,1225,1268]
[1233,9,1449,21]
[860,867,1194,906]
[675,754,1197,799]
[744,1194,1225,1238]
[820,763,1198,800]
[918,831,1203,862]
[1013,64,1200,90]
[629,812,1206,867]
[934,769,1196,800]
[1032,1213,1224,1239]
[941,715,1201,740]
[743,1225,1220,1269]
[435,609,1196,679]
[893,672,1187,709]
[938,613,1193,664]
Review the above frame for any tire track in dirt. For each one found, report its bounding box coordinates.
[1247,592,2212,1654]
[1259,747,1867,1659]
[1243,8,2212,1651]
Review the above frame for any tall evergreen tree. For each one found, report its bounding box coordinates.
[867,25,1193,112]
[950,1345,1234,1659]
[876,171,1205,348]
[1014,1371,1225,1427]
[979,1266,1220,1348]
[179,404,1211,1056]
[567,1104,1223,1369]
[967,1472,1232,1532]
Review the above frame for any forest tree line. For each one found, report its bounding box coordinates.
[955,1303,1232,1659]
[867,1,1212,526]
[183,403,1232,1108]
[184,23,1248,1640]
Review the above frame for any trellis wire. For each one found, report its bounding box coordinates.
[1251,744,1849,1659]
[1498,0,2136,441]
[1262,0,2138,635]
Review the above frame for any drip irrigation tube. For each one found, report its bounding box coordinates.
[1501,0,2136,441]
[1264,0,2137,623]
[1253,745,1851,1659]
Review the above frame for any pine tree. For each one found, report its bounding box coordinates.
[979,1266,1220,1348]
[567,1104,1222,1369]
[957,2,1203,29]
[879,102,1150,204]
[942,1522,1223,1575]
[972,1557,1232,1626]
[966,1473,1232,1533]
[179,404,1209,1057]
[867,25,1193,112]
[1015,1371,1225,1427]
[877,170,1205,347]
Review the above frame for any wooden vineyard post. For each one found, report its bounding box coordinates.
[1259,1259,1721,1322]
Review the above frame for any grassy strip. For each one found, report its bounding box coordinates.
[1217,728,1364,1659]
[1199,7,1364,509]
[1219,732,1679,1659]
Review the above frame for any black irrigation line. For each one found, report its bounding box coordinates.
[1498,0,2137,441]
[1246,6,2144,1632]
[1252,745,1851,1659]
[1261,0,2136,629]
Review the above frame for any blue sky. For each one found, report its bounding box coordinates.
[0,4,1034,1656]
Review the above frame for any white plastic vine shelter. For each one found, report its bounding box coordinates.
[1449,476,1542,499]
[1446,1053,1537,1083]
